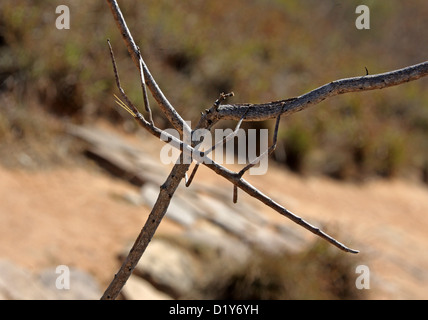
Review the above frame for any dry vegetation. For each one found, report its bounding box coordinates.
[0,0,427,299]
[1,1,428,178]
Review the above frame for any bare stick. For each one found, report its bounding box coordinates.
[204,106,249,157]
[107,39,142,118]
[201,159,359,253]
[233,185,238,203]
[185,93,240,188]
[105,0,190,135]
[102,0,428,300]
[185,112,245,188]
[238,103,284,177]
[101,160,190,300]
[185,163,199,187]
[137,47,154,125]
[109,106,360,255]
[217,61,428,122]
[233,104,284,203]
[237,176,359,253]
[213,92,234,111]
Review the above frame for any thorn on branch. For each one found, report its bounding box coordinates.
[238,103,284,177]
[186,106,249,188]
[213,91,235,111]
[232,104,284,203]
[204,107,249,157]
[185,163,199,187]
[233,185,238,203]
[107,39,142,119]
[137,46,154,125]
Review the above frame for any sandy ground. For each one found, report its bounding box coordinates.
[0,126,427,299]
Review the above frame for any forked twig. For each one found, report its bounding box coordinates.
[218,62,428,121]
[101,0,428,300]
[107,39,141,119]
[105,0,191,135]
[238,103,284,177]
[213,92,235,111]
[186,100,248,188]
[233,103,285,203]
[205,105,248,156]
[137,46,154,125]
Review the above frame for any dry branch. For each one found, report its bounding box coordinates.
[217,61,428,122]
[102,0,428,300]
[101,161,190,300]
[105,0,190,135]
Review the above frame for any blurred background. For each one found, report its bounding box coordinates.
[0,0,427,299]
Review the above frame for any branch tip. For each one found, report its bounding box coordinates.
[233,185,238,203]
[213,91,235,110]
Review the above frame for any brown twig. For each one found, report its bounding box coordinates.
[107,39,141,118]
[233,104,285,203]
[186,102,248,188]
[137,47,154,125]
[105,0,190,135]
[217,61,428,122]
[101,0,428,300]
[238,103,284,177]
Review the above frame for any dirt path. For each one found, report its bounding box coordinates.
[0,165,182,290]
[1,127,427,299]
